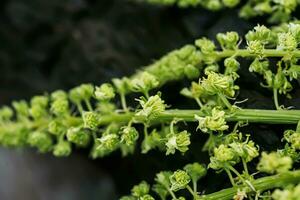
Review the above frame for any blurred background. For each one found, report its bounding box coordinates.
[1,0,297,199]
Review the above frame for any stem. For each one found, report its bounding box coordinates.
[84,99,93,111]
[120,93,128,112]
[225,169,236,186]
[186,185,198,199]
[199,170,300,200]
[273,88,280,110]
[214,49,300,59]
[193,180,197,194]
[242,159,249,177]
[218,93,232,109]
[195,98,203,108]
[97,109,300,126]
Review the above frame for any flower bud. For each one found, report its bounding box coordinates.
[66,127,90,147]
[131,72,159,94]
[247,40,264,55]
[184,64,200,79]
[121,126,139,146]
[170,170,191,191]
[217,32,239,49]
[222,0,239,7]
[184,163,207,182]
[131,181,150,197]
[12,100,29,118]
[28,131,53,153]
[96,134,119,152]
[195,38,216,55]
[94,83,115,101]
[249,58,269,74]
[50,99,69,116]
[82,111,99,130]
[53,141,72,157]
[166,131,191,155]
[257,152,292,174]
[0,106,13,121]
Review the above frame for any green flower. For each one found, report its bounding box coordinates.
[277,32,297,51]
[28,131,53,153]
[0,106,13,121]
[82,111,99,130]
[48,120,65,135]
[165,131,191,155]
[51,90,68,100]
[195,107,229,133]
[208,144,239,170]
[170,170,191,191]
[195,38,216,55]
[121,126,139,146]
[135,94,166,122]
[130,72,159,94]
[272,184,300,200]
[246,25,271,42]
[247,40,264,55]
[217,32,239,49]
[131,181,150,197]
[96,134,119,152]
[94,83,115,101]
[222,0,239,7]
[184,163,207,183]
[66,127,90,147]
[53,141,72,157]
[69,84,94,103]
[249,58,269,74]
[140,194,155,200]
[50,99,69,116]
[229,140,259,162]
[257,152,293,174]
[12,100,29,118]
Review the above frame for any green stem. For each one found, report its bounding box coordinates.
[120,93,128,112]
[199,170,300,200]
[273,88,280,110]
[97,109,300,126]
[225,169,236,186]
[218,93,232,109]
[214,49,300,59]
[186,185,198,199]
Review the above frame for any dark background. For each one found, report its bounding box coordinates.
[0,0,299,199]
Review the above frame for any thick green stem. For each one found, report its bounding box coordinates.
[199,170,300,200]
[97,109,300,126]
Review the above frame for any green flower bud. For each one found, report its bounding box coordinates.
[272,184,300,200]
[141,129,164,153]
[0,106,13,121]
[50,99,69,116]
[204,0,222,10]
[53,141,72,157]
[31,95,49,108]
[96,102,116,114]
[229,140,259,162]
[249,58,269,74]
[140,194,155,200]
[12,100,29,118]
[131,72,159,94]
[131,181,150,197]
[201,71,238,97]
[195,38,216,55]
[246,25,271,42]
[288,23,300,41]
[155,171,172,187]
[121,126,139,146]
[191,82,205,99]
[257,152,293,174]
[96,134,119,152]
[0,126,29,147]
[177,0,201,8]
[195,107,229,133]
[94,83,115,101]
[82,111,99,130]
[170,170,191,191]
[119,196,135,200]
[217,32,239,49]
[184,163,207,183]
[222,0,239,7]
[51,90,68,100]
[184,64,200,79]
[277,32,297,51]
[48,120,65,135]
[224,57,240,74]
[247,40,264,55]
[29,105,47,119]
[66,127,90,147]
[112,77,131,94]
[69,84,94,103]
[136,94,166,122]
[214,144,236,162]
[284,130,300,150]
[153,183,169,200]
[166,131,191,155]
[28,131,53,153]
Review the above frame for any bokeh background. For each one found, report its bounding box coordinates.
[1,0,299,199]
